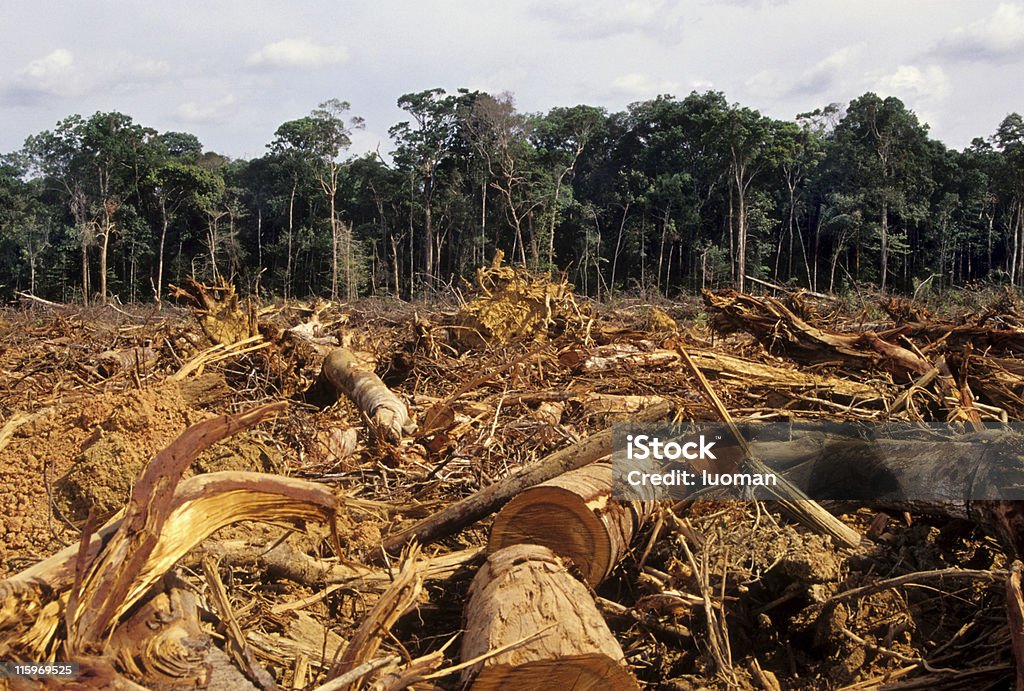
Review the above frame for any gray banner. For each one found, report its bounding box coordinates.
[612,422,1024,502]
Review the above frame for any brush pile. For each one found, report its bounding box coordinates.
[2,272,1024,689]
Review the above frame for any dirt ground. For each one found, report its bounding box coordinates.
[0,282,1020,689]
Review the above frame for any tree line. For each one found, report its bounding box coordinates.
[1,88,1023,304]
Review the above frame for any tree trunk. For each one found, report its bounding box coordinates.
[286,180,296,299]
[320,348,414,443]
[609,202,630,295]
[330,182,339,301]
[99,226,110,306]
[488,463,651,586]
[735,164,747,293]
[547,175,563,274]
[480,181,488,267]
[425,190,434,288]
[460,544,640,690]
[880,197,890,291]
[156,200,169,304]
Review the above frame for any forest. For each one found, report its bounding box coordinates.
[1,87,1023,304]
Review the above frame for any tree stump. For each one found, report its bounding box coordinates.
[487,462,650,586]
[460,544,639,690]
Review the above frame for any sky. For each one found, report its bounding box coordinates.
[2,1,1023,160]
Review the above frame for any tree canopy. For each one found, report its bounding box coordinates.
[2,88,1022,303]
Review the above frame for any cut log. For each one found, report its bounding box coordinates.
[380,400,674,556]
[488,463,650,586]
[460,544,640,690]
[96,346,158,377]
[321,347,415,443]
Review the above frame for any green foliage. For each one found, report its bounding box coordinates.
[3,90,1024,303]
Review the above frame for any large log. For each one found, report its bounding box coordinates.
[487,463,650,586]
[380,400,674,556]
[460,544,640,690]
[321,347,415,443]
[746,431,1024,556]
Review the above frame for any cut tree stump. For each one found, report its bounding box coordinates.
[321,347,415,443]
[487,462,650,586]
[460,544,640,690]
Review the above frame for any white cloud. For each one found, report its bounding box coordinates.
[246,38,349,69]
[873,65,951,101]
[13,49,80,97]
[3,48,175,105]
[796,47,854,95]
[175,94,238,123]
[745,46,856,101]
[611,72,681,98]
[934,2,1024,62]
[531,0,684,43]
[126,58,171,79]
[21,48,74,81]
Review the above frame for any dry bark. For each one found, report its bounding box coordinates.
[460,544,640,690]
[321,347,415,443]
[488,462,651,586]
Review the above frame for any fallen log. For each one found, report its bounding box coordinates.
[704,289,931,378]
[488,462,651,586]
[460,544,640,690]
[96,346,158,377]
[562,342,880,402]
[321,347,415,443]
[745,431,1024,556]
[380,400,675,556]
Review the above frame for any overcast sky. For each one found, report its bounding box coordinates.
[3,1,1023,160]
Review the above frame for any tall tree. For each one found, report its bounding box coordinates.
[390,88,477,291]
[715,104,780,292]
[271,100,363,300]
[23,112,159,304]
[830,94,932,291]
[148,160,221,302]
[533,105,606,273]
